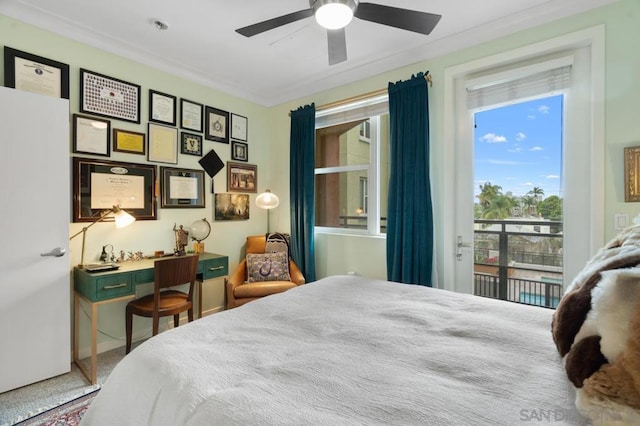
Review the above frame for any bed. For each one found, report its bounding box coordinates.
[81,275,584,425]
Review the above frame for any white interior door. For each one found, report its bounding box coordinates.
[0,86,70,393]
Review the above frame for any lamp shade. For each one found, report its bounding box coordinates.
[255,190,279,210]
[314,0,355,30]
[112,206,136,228]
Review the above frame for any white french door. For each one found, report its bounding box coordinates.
[442,27,605,295]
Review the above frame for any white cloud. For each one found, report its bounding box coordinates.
[508,147,523,153]
[538,105,550,114]
[524,182,534,186]
[480,133,507,143]
[516,132,526,141]
[545,174,560,179]
[529,146,543,151]
[528,114,536,120]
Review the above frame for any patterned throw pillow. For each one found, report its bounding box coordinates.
[265,232,290,256]
[246,252,291,282]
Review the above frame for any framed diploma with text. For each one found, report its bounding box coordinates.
[113,129,146,155]
[180,98,203,132]
[73,157,157,222]
[149,89,177,126]
[4,47,70,99]
[73,114,110,157]
[160,167,205,208]
[80,68,141,123]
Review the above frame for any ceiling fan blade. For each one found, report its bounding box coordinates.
[327,28,347,66]
[355,3,441,35]
[236,9,314,37]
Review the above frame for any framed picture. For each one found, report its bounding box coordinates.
[625,146,640,202]
[72,157,157,222]
[4,47,70,99]
[160,167,205,208]
[80,68,141,123]
[149,89,177,126]
[181,132,203,156]
[205,106,229,143]
[180,98,203,132]
[231,140,248,162]
[227,162,257,193]
[72,114,110,157]
[231,113,248,142]
[214,193,250,221]
[113,129,146,155]
[148,123,178,164]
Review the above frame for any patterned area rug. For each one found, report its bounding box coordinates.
[15,389,98,426]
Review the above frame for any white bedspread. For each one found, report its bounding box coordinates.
[82,275,584,425]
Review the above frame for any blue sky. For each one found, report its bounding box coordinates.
[474,94,563,199]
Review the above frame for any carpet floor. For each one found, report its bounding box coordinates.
[0,347,126,426]
[14,389,99,426]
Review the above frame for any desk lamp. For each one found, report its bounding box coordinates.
[255,190,279,233]
[69,205,135,268]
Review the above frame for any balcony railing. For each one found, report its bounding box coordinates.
[473,219,563,309]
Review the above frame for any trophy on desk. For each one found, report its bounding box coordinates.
[173,223,189,256]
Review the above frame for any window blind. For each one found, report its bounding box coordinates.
[467,65,572,110]
[315,94,389,128]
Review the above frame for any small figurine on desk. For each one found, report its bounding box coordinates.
[173,223,189,256]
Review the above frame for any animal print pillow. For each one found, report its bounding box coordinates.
[246,252,291,282]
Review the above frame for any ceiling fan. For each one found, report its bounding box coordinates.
[235,0,441,65]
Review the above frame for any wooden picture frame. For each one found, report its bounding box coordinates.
[72,114,110,157]
[214,193,250,221]
[3,47,70,99]
[148,123,178,164]
[160,167,205,208]
[231,113,248,142]
[231,140,248,162]
[181,132,203,156]
[227,162,257,193]
[205,106,229,143]
[180,98,203,132]
[72,157,157,222]
[624,146,640,202]
[80,68,141,123]
[113,129,146,155]
[149,89,177,126]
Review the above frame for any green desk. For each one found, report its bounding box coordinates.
[73,252,228,384]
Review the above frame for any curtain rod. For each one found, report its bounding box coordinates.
[292,74,433,115]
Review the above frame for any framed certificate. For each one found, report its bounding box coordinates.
[149,89,177,126]
[4,47,70,99]
[180,98,203,132]
[160,167,205,208]
[231,113,248,142]
[148,123,178,164]
[72,157,157,222]
[113,129,146,155]
[205,106,229,143]
[72,114,110,157]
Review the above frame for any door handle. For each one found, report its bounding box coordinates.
[40,247,66,257]
[456,236,472,261]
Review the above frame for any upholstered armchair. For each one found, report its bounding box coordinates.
[225,235,305,309]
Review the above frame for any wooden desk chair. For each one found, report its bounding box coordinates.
[125,255,199,354]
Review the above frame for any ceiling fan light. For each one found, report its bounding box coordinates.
[315,3,354,30]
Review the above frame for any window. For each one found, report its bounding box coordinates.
[314,95,389,234]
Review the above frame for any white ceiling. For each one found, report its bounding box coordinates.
[0,0,617,106]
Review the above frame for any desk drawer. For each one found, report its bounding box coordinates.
[200,257,228,280]
[95,275,134,300]
[133,269,155,285]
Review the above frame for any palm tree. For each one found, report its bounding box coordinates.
[521,195,536,216]
[482,195,515,219]
[528,186,544,203]
[477,182,502,210]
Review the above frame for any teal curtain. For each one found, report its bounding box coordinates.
[289,104,317,282]
[386,73,433,286]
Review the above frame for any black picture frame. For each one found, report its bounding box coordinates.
[160,167,205,208]
[3,47,70,99]
[73,157,157,222]
[79,68,141,123]
[231,140,248,162]
[231,113,248,142]
[180,98,203,132]
[181,132,203,156]
[72,114,111,157]
[205,106,229,143]
[149,89,177,126]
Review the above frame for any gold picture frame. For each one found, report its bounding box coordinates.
[113,128,146,155]
[624,146,640,202]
